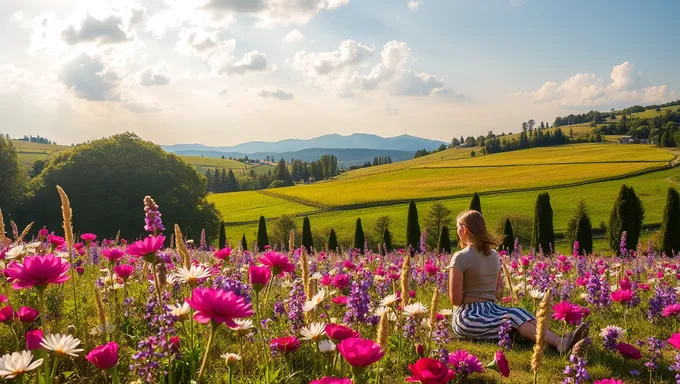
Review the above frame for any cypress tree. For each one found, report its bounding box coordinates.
[328,229,338,252]
[301,216,313,253]
[501,218,514,254]
[218,221,226,248]
[575,210,593,255]
[240,234,248,251]
[354,218,365,253]
[406,200,421,255]
[607,185,645,254]
[531,193,554,254]
[469,192,482,214]
[661,188,680,257]
[382,228,392,255]
[257,216,269,251]
[438,225,451,254]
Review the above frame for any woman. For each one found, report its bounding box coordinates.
[448,210,587,353]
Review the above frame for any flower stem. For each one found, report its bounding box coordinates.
[150,257,173,384]
[198,322,217,382]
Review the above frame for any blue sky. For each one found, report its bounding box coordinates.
[0,0,677,146]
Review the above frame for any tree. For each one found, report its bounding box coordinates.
[218,221,227,248]
[257,216,269,251]
[272,158,295,187]
[272,215,296,250]
[425,202,452,248]
[406,200,421,255]
[567,200,592,255]
[0,136,29,218]
[354,218,365,253]
[469,192,482,214]
[382,228,392,255]
[661,188,680,256]
[608,185,645,254]
[240,234,248,251]
[531,193,555,254]
[225,170,239,192]
[328,229,338,252]
[301,216,313,253]
[501,218,514,254]
[437,225,451,254]
[374,216,390,244]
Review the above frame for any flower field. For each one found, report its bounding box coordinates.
[2,190,680,383]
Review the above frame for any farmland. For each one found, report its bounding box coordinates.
[180,155,275,175]
[13,140,70,168]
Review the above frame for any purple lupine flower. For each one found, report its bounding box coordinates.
[273,301,285,318]
[562,353,590,384]
[344,270,372,324]
[437,348,449,364]
[143,196,165,234]
[648,284,677,322]
[433,318,452,346]
[498,320,513,350]
[199,229,207,250]
[600,326,625,352]
[287,280,305,333]
[419,230,427,255]
[670,353,680,384]
[620,231,628,257]
[402,315,418,339]
[643,336,665,373]
[90,246,100,265]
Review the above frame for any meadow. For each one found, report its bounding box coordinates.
[13,140,70,168]
[179,156,275,175]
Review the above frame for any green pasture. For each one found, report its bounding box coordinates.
[180,155,274,175]
[209,190,314,223]
[13,140,70,168]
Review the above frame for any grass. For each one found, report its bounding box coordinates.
[615,105,679,120]
[13,140,71,168]
[180,155,274,175]
[209,190,315,223]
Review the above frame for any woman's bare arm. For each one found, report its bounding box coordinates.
[495,271,503,299]
[448,268,464,306]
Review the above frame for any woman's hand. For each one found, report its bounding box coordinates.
[448,268,464,306]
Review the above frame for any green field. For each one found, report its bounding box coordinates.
[214,143,679,253]
[13,140,71,168]
[180,155,274,175]
[617,105,679,120]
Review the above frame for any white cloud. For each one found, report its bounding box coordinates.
[219,51,268,75]
[138,63,172,86]
[518,61,675,107]
[407,1,423,11]
[257,88,294,100]
[62,14,131,45]
[283,29,305,43]
[59,53,121,101]
[292,40,374,76]
[13,11,24,22]
[217,87,228,95]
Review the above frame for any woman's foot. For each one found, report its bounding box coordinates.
[558,324,588,354]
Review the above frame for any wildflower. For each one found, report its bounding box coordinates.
[86,342,119,370]
[332,296,349,306]
[5,254,71,289]
[338,338,385,368]
[300,322,326,341]
[403,302,428,317]
[215,247,231,260]
[271,336,301,353]
[439,309,453,317]
[498,320,513,350]
[230,319,255,336]
[304,289,327,312]
[668,333,680,350]
[47,235,65,248]
[594,380,625,384]
[113,264,134,281]
[319,340,336,353]
[0,351,43,379]
[380,294,399,307]
[186,288,253,326]
[172,265,211,286]
[90,323,115,336]
[5,245,24,260]
[663,303,680,318]
[16,307,39,323]
[310,378,352,384]
[616,342,642,360]
[529,289,545,300]
[258,252,295,276]
[126,235,165,262]
[248,265,271,293]
[407,357,456,384]
[81,233,97,243]
[325,324,360,342]
[447,350,484,376]
[167,302,191,321]
[40,334,84,357]
[25,329,43,351]
[486,350,510,378]
[331,274,351,289]
[143,196,164,233]
[552,301,584,325]
[600,326,626,351]
[221,353,241,368]
[610,289,635,304]
[102,249,125,263]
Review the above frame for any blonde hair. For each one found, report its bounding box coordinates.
[456,210,498,255]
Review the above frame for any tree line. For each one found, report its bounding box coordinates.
[595,109,680,147]
[0,133,56,145]
[349,156,394,170]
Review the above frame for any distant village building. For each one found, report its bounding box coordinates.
[618,136,635,144]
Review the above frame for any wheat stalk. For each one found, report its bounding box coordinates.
[18,222,34,243]
[0,209,6,244]
[400,255,411,306]
[174,224,191,269]
[531,288,552,384]
[288,229,295,254]
[56,186,74,250]
[429,288,439,328]
[501,260,514,301]
[94,289,108,334]
[301,247,310,298]
[376,311,389,349]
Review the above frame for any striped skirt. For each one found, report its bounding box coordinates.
[452,301,535,339]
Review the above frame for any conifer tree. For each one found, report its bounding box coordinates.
[531,193,554,254]
[218,221,226,248]
[382,227,392,255]
[257,216,269,251]
[301,216,313,253]
[354,218,365,253]
[225,169,239,192]
[501,218,514,254]
[469,192,482,214]
[328,229,338,252]
[406,200,421,255]
[240,234,248,251]
[575,210,593,255]
[661,188,680,257]
[438,225,451,254]
[608,185,645,254]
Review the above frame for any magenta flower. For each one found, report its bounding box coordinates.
[325,324,360,342]
[17,307,39,323]
[26,329,43,350]
[214,247,232,260]
[248,265,271,293]
[5,254,71,290]
[610,289,634,304]
[447,350,484,376]
[616,342,642,359]
[81,233,97,243]
[258,252,295,276]
[332,296,349,306]
[126,235,165,262]
[270,336,301,353]
[486,350,510,378]
[667,333,680,350]
[594,380,625,384]
[552,301,584,325]
[87,342,119,370]
[114,265,134,281]
[424,262,439,276]
[185,287,253,327]
[331,274,351,290]
[338,338,384,368]
[662,303,680,318]
[407,358,456,384]
[47,234,65,247]
[0,306,13,324]
[102,249,125,263]
[310,377,353,384]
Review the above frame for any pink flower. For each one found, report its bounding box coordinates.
[447,350,484,376]
[552,301,584,325]
[75,266,84,275]
[406,358,456,384]
[486,350,510,378]
[215,247,232,260]
[126,235,166,261]
[331,274,351,290]
[185,288,253,327]
[271,336,301,353]
[0,306,13,324]
[102,249,125,263]
[610,289,634,303]
[0,295,7,303]
[26,329,43,350]
[424,263,439,276]
[325,324,360,342]
[616,343,642,359]
[320,274,332,287]
[667,333,680,350]
[17,307,39,323]
[310,377,352,384]
[618,279,631,290]
[343,260,356,270]
[47,234,65,247]
[5,254,71,290]
[258,252,295,276]
[332,296,349,306]
[38,229,48,238]
[114,265,134,281]
[662,303,680,318]
[638,283,650,291]
[594,379,625,384]
[81,233,97,243]
[338,338,384,368]
[87,342,119,370]
[248,265,271,293]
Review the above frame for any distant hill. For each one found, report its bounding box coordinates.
[162,133,445,154]
[173,148,415,167]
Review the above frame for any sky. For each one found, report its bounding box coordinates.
[1,0,678,146]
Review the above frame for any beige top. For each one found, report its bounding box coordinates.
[447,246,500,301]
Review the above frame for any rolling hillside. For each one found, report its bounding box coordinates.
[13,140,70,168]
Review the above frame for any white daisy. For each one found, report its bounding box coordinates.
[303,289,327,312]
[420,318,431,329]
[221,353,241,367]
[24,242,41,255]
[599,325,626,339]
[40,334,84,357]
[230,319,254,336]
[0,351,43,379]
[374,306,391,317]
[172,265,211,285]
[380,294,399,307]
[439,309,453,317]
[300,322,326,341]
[90,323,115,336]
[311,272,323,280]
[529,289,545,300]
[5,245,24,260]
[318,340,336,353]
[167,302,191,321]
[403,302,428,317]
[579,293,589,300]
